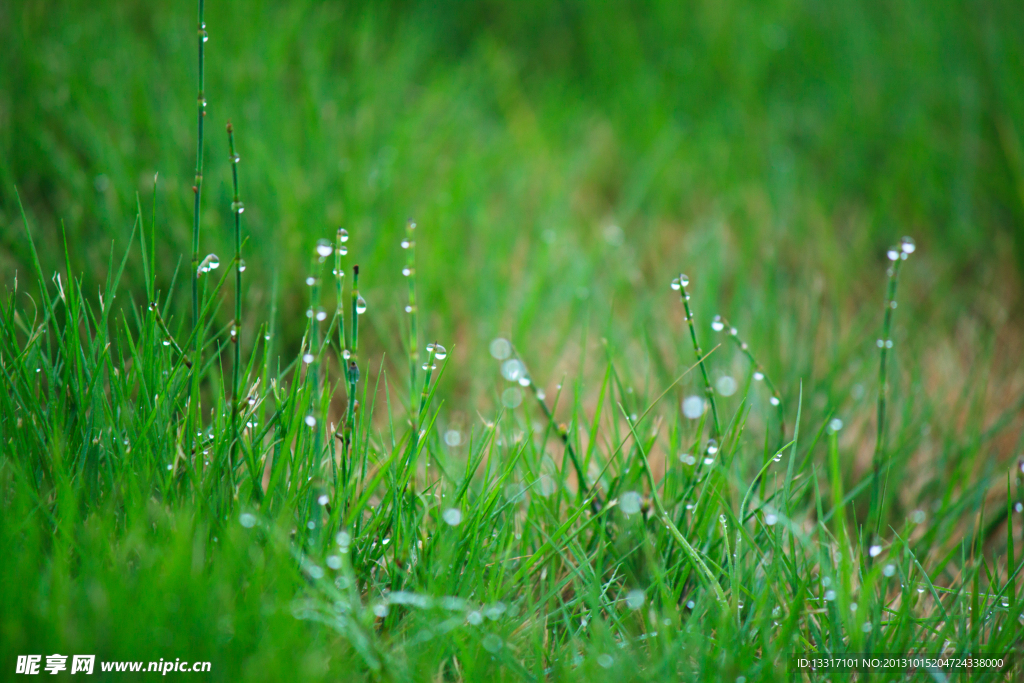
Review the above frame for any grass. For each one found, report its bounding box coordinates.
[3,0,1024,681]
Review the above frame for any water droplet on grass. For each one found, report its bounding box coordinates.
[317,494,329,506]
[502,387,523,408]
[315,239,333,258]
[467,610,483,625]
[887,249,899,261]
[670,277,681,291]
[488,338,511,360]
[824,590,836,601]
[402,267,411,276]
[711,315,724,332]
[238,259,246,272]
[869,544,882,557]
[444,429,461,446]
[679,274,689,287]
[372,604,389,618]
[355,296,367,314]
[326,555,342,570]
[619,491,642,515]
[303,353,314,364]
[337,228,349,243]
[336,531,351,547]
[682,395,705,419]
[765,512,778,525]
[716,375,737,396]
[626,589,645,609]
[442,508,462,526]
[597,654,614,669]
[679,453,696,465]
[753,371,764,381]
[686,600,695,609]
[883,564,896,577]
[828,418,843,432]
[481,634,503,653]
[239,513,256,527]
[433,344,447,359]
[232,201,245,214]
[304,415,317,427]
[769,396,781,406]
[501,359,524,381]
[900,236,916,253]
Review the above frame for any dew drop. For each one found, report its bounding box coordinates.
[337,228,349,243]
[239,513,257,528]
[306,276,316,286]
[433,344,447,360]
[402,267,411,277]
[303,353,314,364]
[711,315,724,332]
[887,249,899,261]
[315,239,333,258]
[883,564,896,577]
[765,512,778,525]
[670,277,681,291]
[619,491,642,515]
[753,371,764,381]
[237,259,246,272]
[501,359,524,382]
[490,338,512,360]
[828,418,843,433]
[716,375,737,396]
[869,544,882,557]
[304,415,317,427]
[625,589,645,610]
[769,396,781,406]
[232,201,245,214]
[679,274,689,287]
[355,296,367,314]
[682,395,705,419]
[900,236,916,254]
[326,555,342,570]
[442,508,462,526]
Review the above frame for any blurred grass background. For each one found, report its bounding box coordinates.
[2,0,1024,410]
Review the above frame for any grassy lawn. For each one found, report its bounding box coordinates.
[2,0,1024,680]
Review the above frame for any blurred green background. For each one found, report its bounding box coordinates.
[2,0,1024,404]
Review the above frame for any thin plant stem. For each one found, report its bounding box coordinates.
[675,273,721,438]
[403,220,418,433]
[227,122,244,482]
[711,313,785,443]
[869,236,915,547]
[344,265,361,446]
[189,0,207,481]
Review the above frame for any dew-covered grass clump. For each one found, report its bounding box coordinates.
[4,1,1024,681]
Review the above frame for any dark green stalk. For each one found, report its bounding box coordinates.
[675,273,721,438]
[869,237,915,546]
[189,0,207,479]
[227,122,243,480]
[345,265,362,440]
[403,221,418,433]
[148,302,191,368]
[711,313,785,445]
